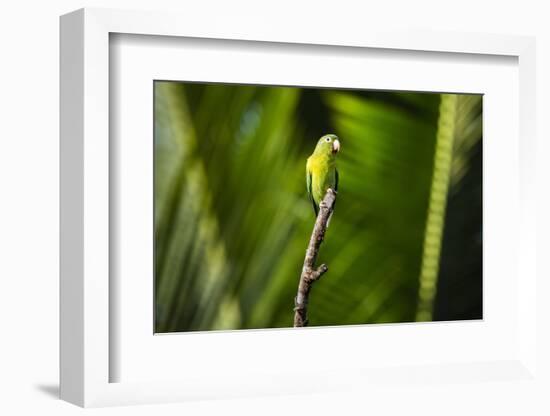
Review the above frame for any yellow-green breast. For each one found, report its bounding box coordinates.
[307,154,336,206]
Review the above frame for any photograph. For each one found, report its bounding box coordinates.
[154,80,483,333]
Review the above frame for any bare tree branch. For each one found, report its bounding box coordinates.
[294,188,337,327]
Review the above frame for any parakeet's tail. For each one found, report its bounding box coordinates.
[326,191,336,227]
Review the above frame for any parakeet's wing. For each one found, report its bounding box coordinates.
[306,169,318,216]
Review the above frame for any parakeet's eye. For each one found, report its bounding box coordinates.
[325,137,331,142]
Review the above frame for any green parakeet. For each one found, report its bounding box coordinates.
[306,134,340,216]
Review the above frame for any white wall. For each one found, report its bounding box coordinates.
[1,1,548,414]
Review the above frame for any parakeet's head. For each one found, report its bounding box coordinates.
[314,134,341,157]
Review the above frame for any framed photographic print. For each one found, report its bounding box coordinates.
[60,8,537,408]
[152,80,482,333]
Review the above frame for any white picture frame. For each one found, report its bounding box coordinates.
[60,7,537,407]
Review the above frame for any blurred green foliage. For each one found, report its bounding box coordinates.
[154,81,482,332]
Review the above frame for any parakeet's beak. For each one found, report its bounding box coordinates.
[332,139,340,154]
